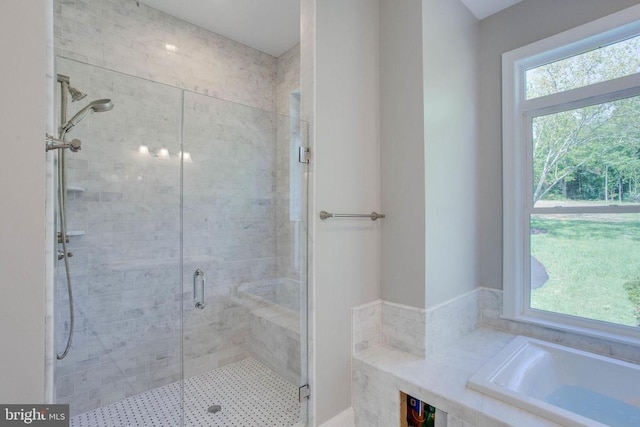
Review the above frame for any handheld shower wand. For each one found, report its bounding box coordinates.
[61,99,114,134]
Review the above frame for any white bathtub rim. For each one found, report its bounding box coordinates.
[467,335,639,427]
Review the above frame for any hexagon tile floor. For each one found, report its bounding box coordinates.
[70,358,302,427]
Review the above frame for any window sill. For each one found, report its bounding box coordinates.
[499,311,640,349]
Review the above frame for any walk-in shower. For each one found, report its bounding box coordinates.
[49,1,307,425]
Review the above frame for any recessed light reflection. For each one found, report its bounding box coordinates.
[158,148,170,159]
[165,43,178,53]
[179,151,193,163]
[138,145,150,156]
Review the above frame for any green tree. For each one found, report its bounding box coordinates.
[528,35,640,203]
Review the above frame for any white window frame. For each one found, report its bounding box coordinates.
[502,4,640,344]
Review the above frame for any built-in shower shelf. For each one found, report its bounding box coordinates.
[67,185,86,193]
[66,230,85,237]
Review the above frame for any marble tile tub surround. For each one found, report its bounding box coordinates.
[352,328,563,427]
[353,288,640,364]
[352,300,382,355]
[351,289,640,426]
[352,300,427,356]
[352,289,479,358]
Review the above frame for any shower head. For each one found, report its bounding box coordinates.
[67,86,87,102]
[61,99,114,134]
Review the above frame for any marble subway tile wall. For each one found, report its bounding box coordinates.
[352,300,382,354]
[54,0,276,111]
[277,45,301,116]
[55,59,184,415]
[182,91,278,378]
[352,293,480,359]
[250,309,301,385]
[381,302,426,357]
[239,279,303,384]
[424,290,479,356]
[182,91,278,285]
[275,44,302,281]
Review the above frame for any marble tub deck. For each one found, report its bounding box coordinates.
[353,327,565,427]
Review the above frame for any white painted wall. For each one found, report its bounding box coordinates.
[379,0,479,310]
[423,0,479,308]
[379,0,426,308]
[0,0,48,403]
[477,0,640,290]
[312,0,381,423]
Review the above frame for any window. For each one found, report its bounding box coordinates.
[503,5,640,341]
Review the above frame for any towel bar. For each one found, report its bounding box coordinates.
[319,211,385,221]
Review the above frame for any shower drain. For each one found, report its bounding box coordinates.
[207,405,222,414]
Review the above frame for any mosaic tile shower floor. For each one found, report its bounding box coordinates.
[70,358,301,427]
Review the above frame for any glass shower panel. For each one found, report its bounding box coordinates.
[182,91,308,426]
[54,59,183,420]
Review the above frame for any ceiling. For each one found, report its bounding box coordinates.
[139,0,523,57]
[460,0,524,20]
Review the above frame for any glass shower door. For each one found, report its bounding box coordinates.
[53,59,184,422]
[181,90,308,426]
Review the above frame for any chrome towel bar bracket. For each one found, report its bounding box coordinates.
[319,210,385,221]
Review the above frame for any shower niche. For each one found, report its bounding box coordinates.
[50,1,308,425]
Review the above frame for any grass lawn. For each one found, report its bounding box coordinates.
[531,214,640,327]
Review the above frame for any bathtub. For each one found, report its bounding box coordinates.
[467,336,640,427]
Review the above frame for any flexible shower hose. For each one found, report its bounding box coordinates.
[56,136,75,360]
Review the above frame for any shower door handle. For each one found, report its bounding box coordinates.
[193,269,206,309]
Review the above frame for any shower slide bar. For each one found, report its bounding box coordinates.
[319,210,386,221]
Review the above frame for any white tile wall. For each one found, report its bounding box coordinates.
[55,0,276,111]
[238,279,302,384]
[352,291,480,358]
[381,302,426,357]
[54,58,185,415]
[352,300,381,355]
[275,44,302,281]
[250,309,301,385]
[425,290,479,356]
